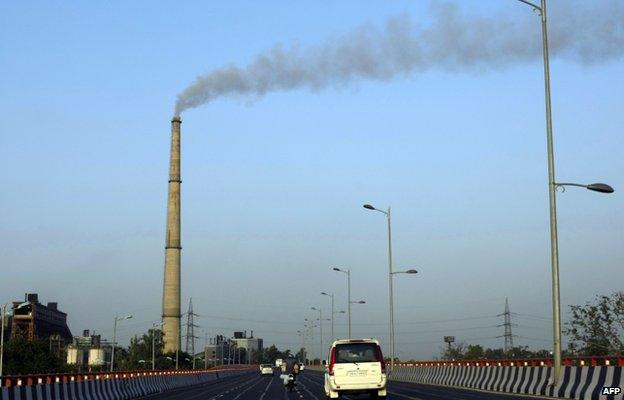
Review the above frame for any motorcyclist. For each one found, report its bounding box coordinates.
[282,355,299,386]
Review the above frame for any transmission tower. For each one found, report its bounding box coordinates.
[184,298,200,367]
[497,298,515,353]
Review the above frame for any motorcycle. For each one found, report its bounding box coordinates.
[285,374,296,392]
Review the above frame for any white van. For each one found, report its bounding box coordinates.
[323,339,387,399]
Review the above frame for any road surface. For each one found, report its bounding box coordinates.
[144,370,548,399]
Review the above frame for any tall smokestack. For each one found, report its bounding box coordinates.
[162,115,182,353]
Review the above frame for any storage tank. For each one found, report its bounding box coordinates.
[67,346,83,365]
[88,348,106,366]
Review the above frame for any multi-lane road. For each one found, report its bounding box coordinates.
[145,370,547,400]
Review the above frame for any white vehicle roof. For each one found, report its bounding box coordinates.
[330,338,380,347]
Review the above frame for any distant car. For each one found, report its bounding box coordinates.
[299,363,305,371]
[324,338,387,399]
[260,364,274,376]
[275,358,283,368]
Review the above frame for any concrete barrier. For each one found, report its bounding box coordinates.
[390,365,623,400]
[0,367,252,400]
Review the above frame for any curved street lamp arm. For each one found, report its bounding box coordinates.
[555,182,587,189]
[363,204,389,216]
[555,182,614,193]
[516,0,542,12]
[332,267,349,275]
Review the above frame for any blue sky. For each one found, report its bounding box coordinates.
[1,1,622,360]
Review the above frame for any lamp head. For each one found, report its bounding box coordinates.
[587,183,614,193]
[363,204,375,210]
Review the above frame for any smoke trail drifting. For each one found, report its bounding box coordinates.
[174,1,623,115]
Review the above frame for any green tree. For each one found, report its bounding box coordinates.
[2,338,66,375]
[262,344,282,364]
[564,291,624,356]
[483,348,505,359]
[440,343,551,360]
[441,342,467,360]
[464,344,485,359]
[295,347,306,362]
[532,349,552,358]
[114,328,182,370]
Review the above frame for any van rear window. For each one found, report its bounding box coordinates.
[335,343,379,363]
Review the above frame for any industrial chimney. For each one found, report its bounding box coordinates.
[162,115,182,353]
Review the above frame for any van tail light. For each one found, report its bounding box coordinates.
[375,346,386,373]
[328,348,336,375]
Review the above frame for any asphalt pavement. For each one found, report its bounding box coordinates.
[143,370,550,399]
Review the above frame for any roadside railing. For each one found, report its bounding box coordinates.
[0,364,253,388]
[395,355,624,367]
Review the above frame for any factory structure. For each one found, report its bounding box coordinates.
[230,331,263,363]
[162,116,182,353]
[4,293,113,370]
[66,329,111,370]
[9,293,72,345]
[204,331,263,365]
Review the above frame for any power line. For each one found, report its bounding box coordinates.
[516,335,550,343]
[514,313,552,322]
[199,313,499,326]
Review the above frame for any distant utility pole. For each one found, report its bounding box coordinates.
[498,298,515,353]
[204,332,208,369]
[0,304,7,377]
[184,298,199,368]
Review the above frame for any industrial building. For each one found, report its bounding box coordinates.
[10,293,72,343]
[203,331,263,365]
[66,329,111,369]
[230,331,263,363]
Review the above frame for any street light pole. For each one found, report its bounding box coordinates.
[363,204,395,372]
[321,292,335,342]
[538,0,564,384]
[333,267,353,338]
[204,332,208,369]
[303,322,315,362]
[110,314,133,372]
[386,207,394,372]
[512,0,562,385]
[311,307,323,361]
[347,271,351,338]
[515,0,614,384]
[0,304,6,378]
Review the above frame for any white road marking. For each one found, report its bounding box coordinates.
[232,376,265,400]
[296,375,322,400]
[259,378,274,400]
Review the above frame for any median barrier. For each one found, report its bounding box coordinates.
[390,357,624,400]
[0,366,253,400]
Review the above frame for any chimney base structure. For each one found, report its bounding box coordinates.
[162,116,182,353]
